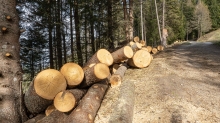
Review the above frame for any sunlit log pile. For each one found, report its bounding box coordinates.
[24,36,164,123]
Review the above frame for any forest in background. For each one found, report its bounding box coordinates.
[16,0,220,83]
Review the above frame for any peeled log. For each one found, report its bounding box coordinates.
[60,63,84,88]
[127,50,151,68]
[66,80,109,123]
[83,49,113,67]
[152,48,158,54]
[34,69,67,100]
[110,64,128,88]
[111,46,133,63]
[54,89,87,113]
[79,63,110,88]
[24,81,53,115]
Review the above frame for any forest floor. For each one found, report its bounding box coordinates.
[94,40,220,123]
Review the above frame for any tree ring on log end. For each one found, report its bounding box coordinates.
[54,91,76,112]
[60,63,84,88]
[94,63,110,79]
[34,69,67,100]
[124,46,134,58]
[97,49,113,66]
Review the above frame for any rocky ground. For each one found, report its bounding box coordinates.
[95,41,220,123]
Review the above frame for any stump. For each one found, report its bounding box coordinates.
[60,63,84,88]
[79,63,110,88]
[111,46,133,63]
[83,49,113,67]
[127,50,152,68]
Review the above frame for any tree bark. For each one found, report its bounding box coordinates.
[111,46,133,63]
[154,0,162,43]
[24,81,53,115]
[109,80,135,123]
[66,80,109,123]
[24,114,45,123]
[0,0,28,122]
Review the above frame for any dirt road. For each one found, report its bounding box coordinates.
[95,41,220,123]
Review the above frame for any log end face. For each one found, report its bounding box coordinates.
[34,69,67,100]
[54,91,76,112]
[124,46,134,58]
[60,63,84,88]
[94,63,110,79]
[97,49,113,66]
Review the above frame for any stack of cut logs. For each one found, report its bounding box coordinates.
[24,36,164,123]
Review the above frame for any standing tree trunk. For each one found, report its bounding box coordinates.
[74,0,83,66]
[69,0,74,62]
[140,0,144,40]
[56,0,63,69]
[48,1,54,69]
[154,0,162,43]
[0,0,27,122]
[128,0,134,41]
[107,0,114,49]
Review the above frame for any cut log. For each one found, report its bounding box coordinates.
[111,64,120,74]
[65,80,109,123]
[111,46,133,63]
[37,110,67,123]
[139,40,146,46]
[110,64,128,88]
[79,63,110,88]
[45,105,56,116]
[129,41,134,46]
[157,45,164,51]
[24,114,45,123]
[151,54,153,60]
[34,69,67,100]
[24,81,53,115]
[60,63,84,88]
[152,47,158,54]
[131,42,142,52]
[109,80,135,123]
[83,49,113,67]
[133,36,140,42]
[146,46,152,53]
[53,89,87,113]
[127,50,152,68]
[141,47,149,52]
